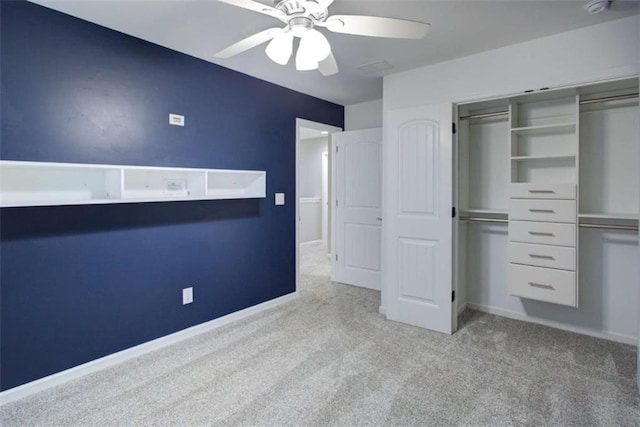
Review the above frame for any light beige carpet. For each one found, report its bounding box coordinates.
[1,241,638,426]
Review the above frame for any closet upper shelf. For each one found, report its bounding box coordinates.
[0,160,266,208]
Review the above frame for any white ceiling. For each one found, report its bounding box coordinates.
[300,126,329,139]
[30,0,639,106]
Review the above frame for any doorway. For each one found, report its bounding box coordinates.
[295,119,342,293]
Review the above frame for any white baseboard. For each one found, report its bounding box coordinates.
[343,282,380,291]
[0,292,298,405]
[467,302,637,346]
[457,303,468,316]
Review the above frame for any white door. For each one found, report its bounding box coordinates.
[333,128,382,290]
[321,152,329,247]
[384,104,455,334]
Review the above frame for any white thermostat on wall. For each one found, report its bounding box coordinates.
[275,193,285,206]
[169,113,185,126]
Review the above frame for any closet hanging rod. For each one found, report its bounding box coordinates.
[459,92,639,121]
[459,111,509,121]
[460,217,508,224]
[579,223,638,232]
[580,92,638,106]
[460,217,638,231]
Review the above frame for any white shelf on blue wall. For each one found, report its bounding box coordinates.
[0,161,266,207]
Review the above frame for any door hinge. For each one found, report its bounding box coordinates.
[452,290,456,302]
[452,207,456,218]
[336,145,339,152]
[452,123,457,134]
[336,254,338,261]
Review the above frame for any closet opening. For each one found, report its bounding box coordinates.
[453,76,639,343]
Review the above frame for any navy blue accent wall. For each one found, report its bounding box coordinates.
[0,1,343,391]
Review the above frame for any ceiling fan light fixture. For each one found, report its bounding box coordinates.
[295,48,318,71]
[296,28,331,71]
[304,29,331,60]
[266,32,293,65]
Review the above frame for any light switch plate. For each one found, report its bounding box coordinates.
[275,193,285,206]
[182,287,193,305]
[169,113,185,126]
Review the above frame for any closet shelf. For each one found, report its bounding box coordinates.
[511,123,576,135]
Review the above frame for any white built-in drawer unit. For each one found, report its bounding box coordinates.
[509,242,576,271]
[509,199,577,223]
[510,182,577,200]
[508,264,576,307]
[508,177,578,305]
[508,221,576,247]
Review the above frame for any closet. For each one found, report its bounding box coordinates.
[456,77,639,341]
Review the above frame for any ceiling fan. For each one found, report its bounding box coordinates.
[214,0,430,76]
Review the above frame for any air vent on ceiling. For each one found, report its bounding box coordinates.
[356,60,394,76]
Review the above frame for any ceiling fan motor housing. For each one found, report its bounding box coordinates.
[275,0,328,22]
[288,17,314,37]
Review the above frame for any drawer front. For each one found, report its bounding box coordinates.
[509,242,576,271]
[509,199,576,223]
[508,264,576,306]
[509,221,576,246]
[510,183,576,200]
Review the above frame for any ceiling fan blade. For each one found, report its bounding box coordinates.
[318,52,338,76]
[215,27,283,59]
[321,15,429,39]
[318,0,336,8]
[216,0,285,20]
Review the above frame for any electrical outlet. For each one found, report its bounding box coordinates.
[275,193,285,205]
[182,287,193,305]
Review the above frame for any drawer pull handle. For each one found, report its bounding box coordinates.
[528,190,555,194]
[529,209,555,213]
[529,254,554,260]
[528,282,554,290]
[528,231,554,236]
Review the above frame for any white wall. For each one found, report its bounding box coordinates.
[299,137,328,243]
[299,137,327,198]
[300,199,322,243]
[384,16,639,110]
[383,15,640,343]
[345,99,383,131]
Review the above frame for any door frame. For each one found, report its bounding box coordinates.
[295,118,343,293]
[321,151,329,247]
